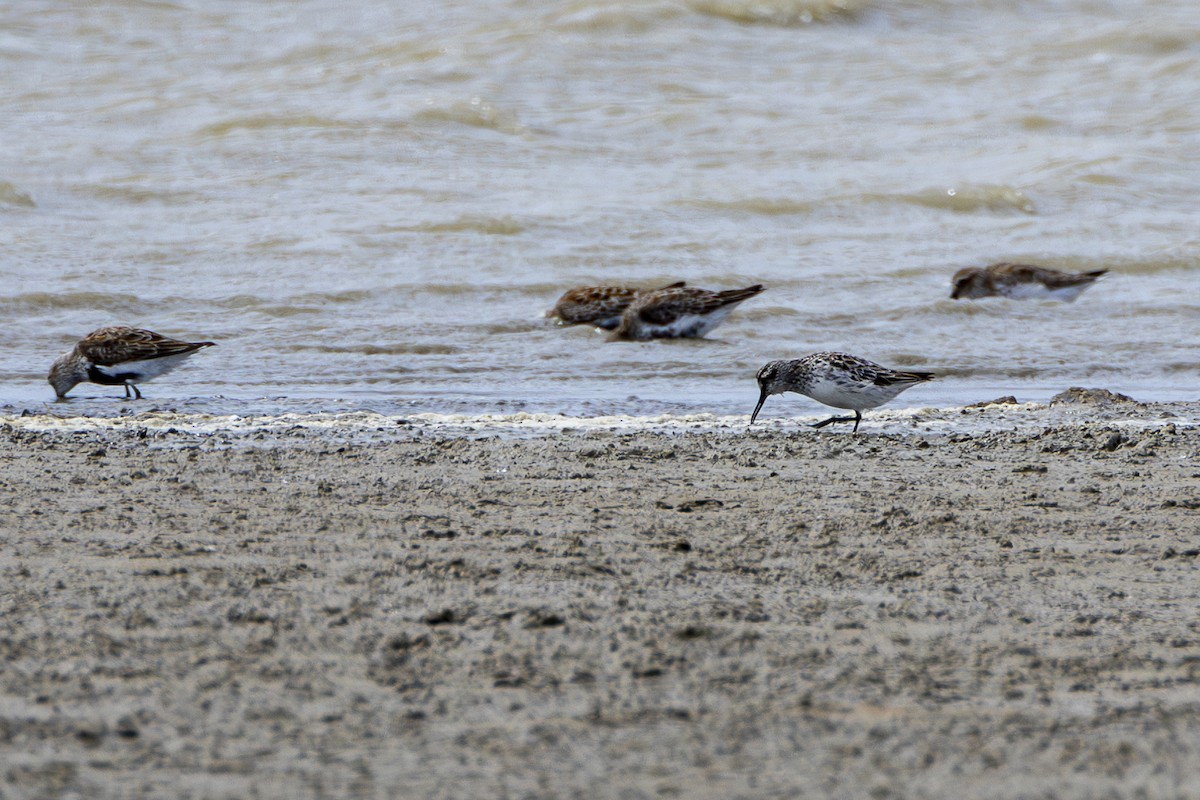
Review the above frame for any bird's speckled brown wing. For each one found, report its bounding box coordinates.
[76,326,215,366]
[552,287,640,325]
[634,285,764,325]
[551,282,687,326]
[871,368,936,386]
[988,262,1107,288]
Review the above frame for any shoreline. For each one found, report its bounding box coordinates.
[3,397,1200,798]
[4,376,1197,424]
[2,391,1196,441]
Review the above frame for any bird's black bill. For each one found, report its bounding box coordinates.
[750,388,768,424]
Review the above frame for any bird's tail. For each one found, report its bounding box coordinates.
[879,369,935,386]
[715,284,765,306]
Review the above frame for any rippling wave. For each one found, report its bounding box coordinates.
[294,343,461,356]
[389,215,528,235]
[675,197,819,216]
[2,0,1196,414]
[413,99,528,135]
[196,114,356,139]
[2,292,145,312]
[867,185,1038,215]
[0,180,34,207]
[83,185,208,205]
[543,2,684,33]
[288,290,378,305]
[685,0,870,26]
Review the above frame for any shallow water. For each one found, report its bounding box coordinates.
[3,0,1198,417]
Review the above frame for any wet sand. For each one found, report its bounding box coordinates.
[3,398,1200,799]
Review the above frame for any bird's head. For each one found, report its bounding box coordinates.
[949,268,979,300]
[750,360,785,424]
[48,354,86,399]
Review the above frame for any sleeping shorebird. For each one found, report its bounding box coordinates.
[950,262,1108,301]
[609,284,764,341]
[48,326,216,400]
[750,352,934,432]
[548,282,686,330]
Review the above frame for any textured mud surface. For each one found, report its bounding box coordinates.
[2,409,1200,799]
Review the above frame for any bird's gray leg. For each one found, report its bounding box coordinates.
[131,384,142,400]
[124,384,131,399]
[852,410,863,433]
[811,414,858,429]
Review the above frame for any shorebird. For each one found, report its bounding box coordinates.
[950,262,1108,301]
[549,282,686,330]
[750,352,934,432]
[609,284,764,341]
[48,326,216,400]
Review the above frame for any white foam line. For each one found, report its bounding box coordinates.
[1,402,1194,438]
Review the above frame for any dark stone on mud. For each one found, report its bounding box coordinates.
[1050,387,1137,406]
[965,396,1019,408]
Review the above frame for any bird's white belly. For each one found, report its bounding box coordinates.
[683,306,735,337]
[1003,283,1086,302]
[94,354,191,382]
[803,374,889,411]
[649,306,735,338]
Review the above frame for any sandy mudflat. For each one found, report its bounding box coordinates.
[3,398,1200,799]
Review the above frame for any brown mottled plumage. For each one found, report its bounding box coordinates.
[950,263,1108,301]
[549,282,686,329]
[48,326,216,399]
[609,284,765,341]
